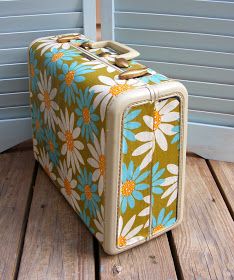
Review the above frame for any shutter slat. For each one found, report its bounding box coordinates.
[115,28,234,53]
[0,105,30,120]
[189,96,234,115]
[181,80,234,100]
[128,44,234,69]
[0,78,28,93]
[115,12,234,36]
[0,28,83,49]
[116,0,234,19]
[0,0,82,16]
[0,12,83,33]
[138,60,234,85]
[0,63,28,79]
[0,48,27,64]
[189,110,234,127]
[0,92,29,107]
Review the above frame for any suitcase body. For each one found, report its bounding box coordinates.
[29,33,188,254]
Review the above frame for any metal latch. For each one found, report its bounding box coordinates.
[56,34,82,43]
[119,67,148,80]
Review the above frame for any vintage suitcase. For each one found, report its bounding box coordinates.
[29,33,188,254]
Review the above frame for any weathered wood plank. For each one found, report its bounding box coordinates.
[171,157,234,279]
[208,160,234,218]
[17,167,95,280]
[0,150,35,280]
[99,234,178,280]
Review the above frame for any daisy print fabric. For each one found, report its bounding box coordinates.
[37,70,59,131]
[132,98,180,170]
[29,34,122,241]
[118,98,180,248]
[90,75,144,121]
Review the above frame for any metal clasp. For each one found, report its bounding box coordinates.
[118,67,148,80]
[57,34,81,43]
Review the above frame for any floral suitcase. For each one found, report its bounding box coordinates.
[29,33,188,254]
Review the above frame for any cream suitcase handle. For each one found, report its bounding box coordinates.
[89,40,140,60]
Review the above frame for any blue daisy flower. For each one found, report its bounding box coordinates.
[79,209,95,233]
[44,128,60,165]
[120,161,150,214]
[31,104,44,143]
[141,70,168,84]
[29,49,39,91]
[171,125,180,149]
[152,208,176,234]
[44,48,80,76]
[152,162,165,195]
[129,60,138,65]
[58,62,94,105]
[75,87,99,142]
[122,109,141,154]
[77,167,100,217]
[71,38,89,45]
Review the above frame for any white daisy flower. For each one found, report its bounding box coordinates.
[89,47,116,55]
[138,196,151,229]
[83,59,116,73]
[133,99,179,170]
[83,48,116,73]
[90,75,145,121]
[37,70,59,131]
[118,215,144,247]
[33,138,39,160]
[57,159,80,212]
[36,34,86,55]
[38,147,56,181]
[57,108,84,173]
[161,164,178,206]
[93,205,104,242]
[87,129,105,196]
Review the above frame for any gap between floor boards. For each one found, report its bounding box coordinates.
[206,159,234,220]
[14,161,39,280]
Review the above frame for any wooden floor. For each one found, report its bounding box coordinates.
[0,142,233,280]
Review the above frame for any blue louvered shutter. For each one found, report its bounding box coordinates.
[101,0,234,162]
[0,0,96,152]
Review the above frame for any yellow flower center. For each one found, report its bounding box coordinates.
[65,70,75,86]
[48,140,54,152]
[82,107,90,124]
[30,64,35,78]
[121,180,135,196]
[99,155,105,176]
[64,177,72,196]
[43,91,51,109]
[153,110,161,130]
[109,84,133,96]
[51,52,64,62]
[118,235,127,247]
[153,224,164,234]
[65,130,74,151]
[84,185,92,200]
